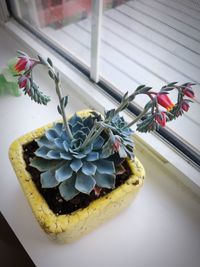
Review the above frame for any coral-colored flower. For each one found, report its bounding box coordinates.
[18,75,29,88]
[181,101,190,112]
[155,112,166,127]
[157,94,174,111]
[183,86,194,99]
[14,56,32,73]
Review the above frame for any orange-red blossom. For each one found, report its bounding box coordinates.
[157,93,174,111]
[14,56,33,73]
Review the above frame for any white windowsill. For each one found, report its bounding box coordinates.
[4,19,199,195]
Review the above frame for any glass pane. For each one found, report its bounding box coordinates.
[100,0,200,155]
[12,0,92,69]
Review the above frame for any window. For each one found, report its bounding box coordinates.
[7,0,200,167]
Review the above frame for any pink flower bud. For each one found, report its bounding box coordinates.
[183,86,194,99]
[18,75,29,88]
[155,112,166,127]
[181,101,190,112]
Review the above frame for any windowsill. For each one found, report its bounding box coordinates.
[4,19,199,195]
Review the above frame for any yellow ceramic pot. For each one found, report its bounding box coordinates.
[9,110,145,243]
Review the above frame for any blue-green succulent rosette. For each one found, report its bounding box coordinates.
[30,112,134,201]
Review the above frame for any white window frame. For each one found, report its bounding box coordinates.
[4,19,200,197]
[90,0,103,82]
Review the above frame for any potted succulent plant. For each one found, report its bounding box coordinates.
[9,51,195,243]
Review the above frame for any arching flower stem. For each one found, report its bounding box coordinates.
[126,107,150,128]
[54,73,73,140]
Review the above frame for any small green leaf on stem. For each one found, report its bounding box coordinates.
[38,55,47,65]
[48,70,55,80]
[57,105,62,115]
[47,57,53,67]
[61,95,68,108]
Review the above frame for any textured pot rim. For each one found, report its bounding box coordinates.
[9,110,145,235]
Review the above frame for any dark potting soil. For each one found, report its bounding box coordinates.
[23,141,132,216]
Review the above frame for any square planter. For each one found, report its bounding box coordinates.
[9,113,145,243]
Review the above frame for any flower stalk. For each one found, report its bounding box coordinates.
[126,106,150,128]
[54,73,73,140]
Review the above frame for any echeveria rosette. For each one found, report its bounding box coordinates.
[30,113,117,201]
[108,113,134,137]
[104,113,135,160]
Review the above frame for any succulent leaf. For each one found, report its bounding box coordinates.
[82,116,94,129]
[36,136,55,149]
[60,151,73,160]
[35,146,50,159]
[94,172,115,189]
[82,162,97,176]
[54,138,64,150]
[72,121,83,133]
[118,146,127,158]
[95,160,115,174]
[80,127,90,135]
[59,176,79,201]
[63,140,70,152]
[70,159,83,172]
[75,173,96,194]
[73,153,86,159]
[93,136,105,150]
[41,170,59,188]
[54,122,63,135]
[45,129,58,141]
[30,157,62,172]
[55,163,73,182]
[83,143,93,154]
[86,152,99,161]
[69,113,82,126]
[47,150,61,159]
[74,130,87,142]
